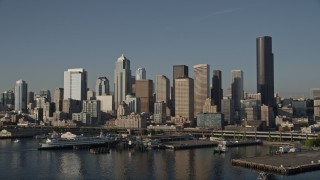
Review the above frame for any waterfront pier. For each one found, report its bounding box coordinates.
[232,150,320,175]
[1,126,319,141]
[226,140,262,147]
[164,140,217,150]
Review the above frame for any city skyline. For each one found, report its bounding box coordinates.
[1,1,320,97]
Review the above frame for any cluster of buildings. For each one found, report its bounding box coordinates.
[1,36,320,132]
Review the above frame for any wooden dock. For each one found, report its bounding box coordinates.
[232,150,320,175]
[90,147,110,154]
[163,139,262,150]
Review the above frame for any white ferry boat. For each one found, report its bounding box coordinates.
[38,132,112,150]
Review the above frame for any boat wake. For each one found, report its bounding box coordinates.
[257,171,277,180]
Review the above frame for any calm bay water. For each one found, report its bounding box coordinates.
[1,139,320,180]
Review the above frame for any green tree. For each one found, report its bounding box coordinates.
[282,126,290,132]
[304,139,320,147]
[147,129,155,135]
[142,129,148,135]
[299,122,309,127]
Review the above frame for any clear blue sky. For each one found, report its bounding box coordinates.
[0,0,319,97]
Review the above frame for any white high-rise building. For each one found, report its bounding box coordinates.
[194,64,210,116]
[135,67,146,80]
[15,79,28,113]
[114,54,131,110]
[64,68,87,101]
[96,95,114,113]
[231,70,244,111]
[96,77,109,96]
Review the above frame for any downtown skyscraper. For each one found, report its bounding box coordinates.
[231,70,244,111]
[114,54,131,110]
[211,70,222,112]
[175,77,194,126]
[38,89,51,102]
[194,64,210,116]
[1,90,15,111]
[155,75,170,104]
[96,77,110,96]
[172,65,189,98]
[54,88,64,112]
[64,68,87,101]
[155,75,171,117]
[172,65,188,116]
[136,79,154,113]
[15,79,28,113]
[135,67,146,80]
[310,88,320,100]
[257,36,274,107]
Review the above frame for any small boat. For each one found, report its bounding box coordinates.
[276,146,300,154]
[276,146,290,154]
[213,143,228,154]
[13,139,20,143]
[288,147,300,153]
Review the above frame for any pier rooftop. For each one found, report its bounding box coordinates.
[232,150,320,175]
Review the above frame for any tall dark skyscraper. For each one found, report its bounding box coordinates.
[257,36,274,107]
[172,65,188,116]
[173,65,189,96]
[27,91,35,104]
[231,70,244,111]
[211,70,222,112]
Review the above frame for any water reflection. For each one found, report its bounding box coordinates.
[212,151,224,180]
[153,150,172,179]
[1,139,320,179]
[10,149,21,168]
[9,141,28,169]
[97,151,113,178]
[0,139,11,147]
[58,152,83,179]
